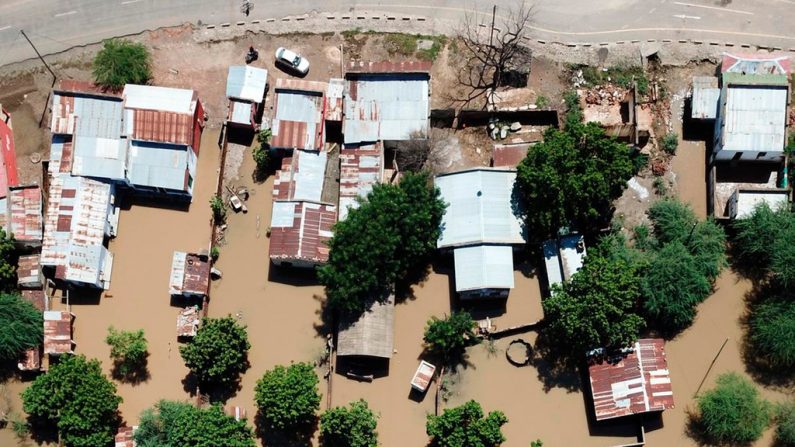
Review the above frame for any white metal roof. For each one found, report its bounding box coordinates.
[127,140,188,191]
[722,85,787,152]
[230,101,253,125]
[292,149,326,202]
[558,234,586,281]
[435,169,525,248]
[734,189,789,218]
[226,66,268,103]
[453,245,515,292]
[691,77,720,120]
[123,84,196,114]
[71,135,128,180]
[542,239,564,290]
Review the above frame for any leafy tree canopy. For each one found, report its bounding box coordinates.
[776,401,795,447]
[319,171,445,315]
[543,249,645,356]
[254,362,320,431]
[749,296,795,368]
[179,316,250,387]
[0,228,15,290]
[134,400,254,447]
[93,39,152,90]
[22,354,121,447]
[106,326,148,378]
[426,400,508,447]
[320,399,378,447]
[516,122,638,241]
[423,311,479,365]
[0,293,42,361]
[697,373,770,444]
[732,202,788,275]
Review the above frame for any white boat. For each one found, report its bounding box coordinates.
[411,360,436,392]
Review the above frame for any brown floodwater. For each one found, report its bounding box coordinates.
[670,97,707,219]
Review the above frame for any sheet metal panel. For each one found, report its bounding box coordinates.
[131,109,194,146]
[0,112,18,198]
[43,310,74,355]
[339,142,384,221]
[453,245,514,292]
[50,94,124,138]
[723,85,787,152]
[8,185,43,244]
[269,201,336,264]
[128,141,189,191]
[123,84,196,114]
[271,150,327,202]
[226,65,268,103]
[71,135,128,180]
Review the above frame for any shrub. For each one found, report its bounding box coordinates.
[210,195,226,223]
[660,133,679,155]
[535,95,548,109]
[255,362,320,431]
[93,39,151,90]
[776,401,795,447]
[0,293,43,361]
[653,176,667,196]
[210,246,220,261]
[423,311,479,365]
[749,297,795,368]
[320,399,378,447]
[384,34,418,56]
[426,400,507,447]
[105,326,148,378]
[0,228,15,291]
[696,373,770,444]
[253,128,272,175]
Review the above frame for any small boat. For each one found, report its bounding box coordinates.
[411,360,436,392]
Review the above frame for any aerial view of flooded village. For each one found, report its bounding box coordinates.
[1,1,795,446]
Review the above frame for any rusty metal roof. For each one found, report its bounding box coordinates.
[339,142,384,221]
[269,201,336,264]
[588,338,674,421]
[21,289,46,312]
[56,80,121,98]
[114,426,136,447]
[272,149,328,202]
[169,251,210,297]
[18,346,41,371]
[326,78,344,122]
[18,254,43,289]
[49,135,75,177]
[50,92,124,138]
[129,109,194,146]
[177,306,200,338]
[492,143,529,169]
[271,78,326,151]
[43,310,74,355]
[346,60,432,74]
[8,186,43,244]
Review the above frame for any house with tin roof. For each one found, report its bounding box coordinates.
[226,65,268,130]
[270,78,327,152]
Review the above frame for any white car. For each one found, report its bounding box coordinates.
[274,47,310,75]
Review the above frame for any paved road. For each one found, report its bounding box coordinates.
[1,0,794,67]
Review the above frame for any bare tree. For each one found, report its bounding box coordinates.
[455,2,534,110]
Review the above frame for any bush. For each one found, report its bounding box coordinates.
[0,293,43,361]
[423,311,479,365]
[749,297,795,368]
[105,326,148,378]
[0,228,15,291]
[384,34,418,56]
[253,128,272,175]
[535,95,548,109]
[210,195,226,223]
[210,246,220,261]
[179,316,250,388]
[134,400,254,447]
[696,373,770,444]
[255,362,320,431]
[426,400,507,447]
[660,133,679,155]
[653,176,667,196]
[93,39,151,90]
[776,401,795,447]
[320,399,378,447]
[22,355,122,447]
[562,90,582,127]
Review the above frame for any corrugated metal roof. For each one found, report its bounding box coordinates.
[272,149,328,202]
[275,78,328,94]
[337,294,395,358]
[343,73,429,144]
[229,100,254,125]
[169,251,210,296]
[18,346,41,371]
[589,339,674,421]
[722,53,791,75]
[130,109,194,146]
[56,80,121,98]
[123,84,196,114]
[734,188,789,218]
[0,112,19,198]
[115,426,136,447]
[49,135,74,177]
[435,169,525,248]
[50,93,124,138]
[127,140,189,191]
[8,185,43,244]
[226,65,268,103]
[691,76,720,120]
[492,143,529,169]
[542,239,563,290]
[559,234,586,281]
[177,306,200,338]
[346,60,432,74]
[71,135,128,180]
[339,142,384,221]
[453,245,514,292]
[269,201,336,264]
[326,78,345,122]
[17,254,43,289]
[722,85,787,152]
[41,176,114,288]
[21,289,46,312]
[43,310,74,355]
[271,86,325,151]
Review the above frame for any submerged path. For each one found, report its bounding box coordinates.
[1,0,794,67]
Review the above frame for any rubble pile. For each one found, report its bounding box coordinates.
[583,85,627,106]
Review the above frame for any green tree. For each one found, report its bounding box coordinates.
[320,399,378,447]
[543,253,644,356]
[22,354,121,447]
[254,362,320,431]
[210,195,226,223]
[92,39,152,90]
[696,373,770,444]
[105,326,148,378]
[642,241,712,332]
[0,293,43,361]
[426,400,507,447]
[423,311,479,365]
[732,203,786,273]
[749,297,795,368]
[134,400,254,447]
[771,221,795,288]
[179,316,250,388]
[318,171,445,315]
[0,228,16,290]
[253,128,272,177]
[776,401,795,447]
[516,123,638,241]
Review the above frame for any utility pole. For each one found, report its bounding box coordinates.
[488,5,497,48]
[20,30,57,82]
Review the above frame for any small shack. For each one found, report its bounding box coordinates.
[453,245,514,299]
[588,338,674,421]
[43,310,75,355]
[17,254,43,289]
[177,306,201,339]
[337,295,395,359]
[169,251,211,298]
[115,425,137,447]
[226,65,268,130]
[729,188,789,219]
[542,234,587,292]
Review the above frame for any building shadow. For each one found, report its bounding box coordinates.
[335,356,390,381]
[267,265,320,287]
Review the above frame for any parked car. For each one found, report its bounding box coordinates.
[274,47,310,75]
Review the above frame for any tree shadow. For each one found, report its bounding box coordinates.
[26,415,59,446]
[255,411,317,447]
[110,356,151,385]
[530,330,583,393]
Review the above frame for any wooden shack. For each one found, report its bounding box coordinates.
[337,295,395,359]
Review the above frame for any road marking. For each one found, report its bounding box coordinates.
[121,0,141,4]
[0,26,10,31]
[673,1,754,15]
[54,10,77,17]
[673,14,701,19]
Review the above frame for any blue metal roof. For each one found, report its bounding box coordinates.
[71,135,128,180]
[127,141,188,191]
